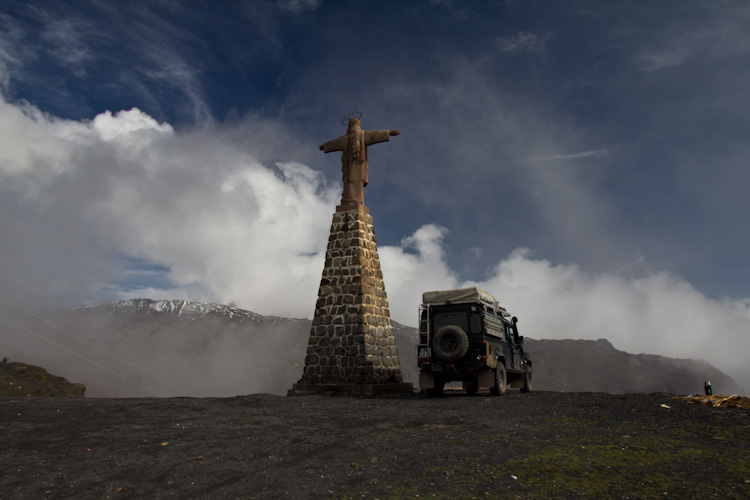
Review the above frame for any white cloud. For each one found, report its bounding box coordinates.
[0,99,75,176]
[0,98,338,317]
[379,224,459,323]
[92,108,173,142]
[471,249,750,392]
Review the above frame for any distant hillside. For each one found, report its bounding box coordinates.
[522,338,740,395]
[394,324,742,395]
[2,299,741,397]
[0,360,85,397]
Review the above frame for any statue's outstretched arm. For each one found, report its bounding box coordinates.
[364,129,399,147]
[320,135,346,153]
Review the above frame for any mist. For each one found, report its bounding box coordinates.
[1,302,311,397]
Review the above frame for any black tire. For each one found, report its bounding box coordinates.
[490,364,507,396]
[432,326,470,362]
[463,379,479,396]
[426,378,444,397]
[520,366,533,393]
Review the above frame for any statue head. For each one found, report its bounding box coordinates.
[341,109,363,130]
[347,117,361,133]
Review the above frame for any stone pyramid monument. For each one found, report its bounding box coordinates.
[288,115,412,396]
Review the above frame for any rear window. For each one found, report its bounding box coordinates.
[434,312,467,330]
[470,315,482,333]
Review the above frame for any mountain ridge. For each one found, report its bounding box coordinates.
[3,299,742,397]
[74,298,310,323]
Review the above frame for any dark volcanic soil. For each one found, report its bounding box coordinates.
[2,391,749,499]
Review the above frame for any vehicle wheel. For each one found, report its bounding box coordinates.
[426,378,444,397]
[520,366,533,393]
[490,364,506,396]
[463,379,479,396]
[432,326,470,362]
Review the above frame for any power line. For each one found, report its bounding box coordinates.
[0,265,181,368]
[0,313,167,398]
[0,192,190,397]
[0,295,188,395]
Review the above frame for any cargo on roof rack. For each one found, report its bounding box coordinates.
[421,287,509,316]
[421,286,496,307]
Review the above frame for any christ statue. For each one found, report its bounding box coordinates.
[320,117,400,209]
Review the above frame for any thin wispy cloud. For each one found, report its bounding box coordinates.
[279,0,322,14]
[0,13,27,90]
[519,148,610,163]
[636,51,688,72]
[633,4,750,72]
[39,17,93,75]
[494,31,550,54]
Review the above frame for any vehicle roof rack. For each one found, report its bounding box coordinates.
[422,287,496,307]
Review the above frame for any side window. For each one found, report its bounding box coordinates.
[470,315,482,334]
[507,323,518,343]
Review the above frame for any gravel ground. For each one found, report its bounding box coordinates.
[2,391,749,499]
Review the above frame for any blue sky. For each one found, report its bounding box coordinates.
[1,1,750,390]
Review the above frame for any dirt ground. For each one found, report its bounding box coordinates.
[2,391,749,499]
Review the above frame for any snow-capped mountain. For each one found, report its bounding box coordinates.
[74,298,310,324]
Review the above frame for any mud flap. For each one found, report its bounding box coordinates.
[509,373,523,389]
[419,372,435,389]
[478,368,495,388]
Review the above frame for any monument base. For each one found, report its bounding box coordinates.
[287,382,414,398]
[294,207,406,389]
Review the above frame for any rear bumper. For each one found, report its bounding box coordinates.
[418,365,492,388]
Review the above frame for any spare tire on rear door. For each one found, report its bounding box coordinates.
[432,325,470,362]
